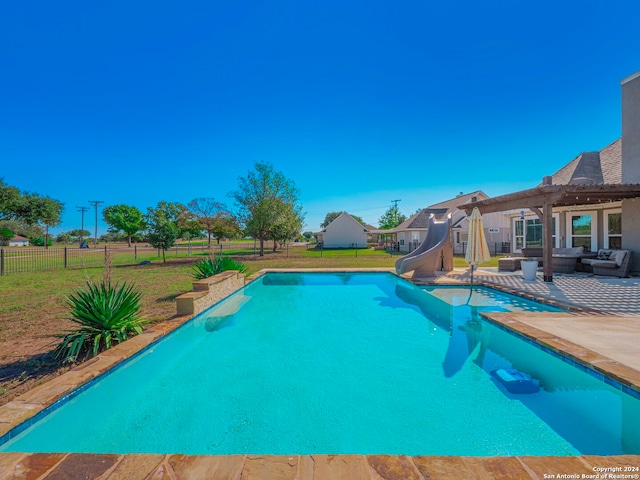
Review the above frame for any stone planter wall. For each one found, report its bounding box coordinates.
[175,270,246,316]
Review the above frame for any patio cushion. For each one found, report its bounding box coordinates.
[598,250,612,260]
[615,250,627,266]
[581,258,600,266]
[590,260,617,269]
[552,247,584,257]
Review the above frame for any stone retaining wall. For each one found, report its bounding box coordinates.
[175,270,246,316]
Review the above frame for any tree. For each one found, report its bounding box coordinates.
[68,229,91,239]
[188,198,239,246]
[0,228,13,243]
[378,205,407,230]
[269,199,304,250]
[103,204,147,247]
[0,179,63,233]
[0,220,44,240]
[176,204,203,240]
[0,179,22,221]
[27,195,64,249]
[230,162,304,256]
[56,232,72,244]
[321,211,365,229]
[145,201,182,262]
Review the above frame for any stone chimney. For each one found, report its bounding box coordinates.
[621,70,640,183]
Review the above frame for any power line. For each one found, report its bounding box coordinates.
[391,199,402,208]
[88,201,104,249]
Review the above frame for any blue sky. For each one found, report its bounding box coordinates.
[1,1,639,235]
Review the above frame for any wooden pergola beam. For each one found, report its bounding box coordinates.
[457,182,640,283]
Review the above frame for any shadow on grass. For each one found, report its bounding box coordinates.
[0,352,66,402]
[155,293,182,303]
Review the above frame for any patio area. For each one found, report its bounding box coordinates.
[441,267,640,315]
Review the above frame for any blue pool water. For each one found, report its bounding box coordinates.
[1,272,639,455]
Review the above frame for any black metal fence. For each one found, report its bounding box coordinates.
[453,242,510,256]
[0,245,191,275]
[0,241,398,275]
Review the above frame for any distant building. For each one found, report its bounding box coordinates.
[316,212,369,248]
[387,191,511,253]
[7,235,30,247]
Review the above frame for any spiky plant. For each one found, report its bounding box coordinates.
[190,255,248,280]
[55,281,148,363]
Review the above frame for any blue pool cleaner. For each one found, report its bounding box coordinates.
[492,368,540,394]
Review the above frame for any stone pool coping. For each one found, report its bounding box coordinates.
[0,268,638,479]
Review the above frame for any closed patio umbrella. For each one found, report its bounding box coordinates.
[465,207,491,285]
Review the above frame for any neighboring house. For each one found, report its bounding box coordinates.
[316,212,369,248]
[7,235,30,247]
[387,191,511,253]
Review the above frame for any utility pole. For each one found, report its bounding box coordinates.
[76,206,88,246]
[88,201,104,249]
[391,199,402,208]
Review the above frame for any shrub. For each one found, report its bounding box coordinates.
[30,237,53,246]
[191,255,248,279]
[0,228,13,242]
[54,281,148,363]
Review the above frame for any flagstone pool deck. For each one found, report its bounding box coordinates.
[1,267,639,479]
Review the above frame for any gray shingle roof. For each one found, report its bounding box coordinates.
[549,138,621,186]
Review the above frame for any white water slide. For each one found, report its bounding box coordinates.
[395,214,453,277]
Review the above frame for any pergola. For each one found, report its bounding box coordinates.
[459,180,640,282]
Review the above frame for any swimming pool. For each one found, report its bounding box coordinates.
[1,272,639,455]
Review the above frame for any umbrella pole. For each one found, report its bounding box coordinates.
[470,264,474,285]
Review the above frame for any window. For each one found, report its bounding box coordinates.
[567,212,597,252]
[605,210,622,249]
[513,215,558,252]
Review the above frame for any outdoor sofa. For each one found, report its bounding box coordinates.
[499,246,585,273]
[581,249,633,277]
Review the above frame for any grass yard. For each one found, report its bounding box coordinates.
[0,252,498,405]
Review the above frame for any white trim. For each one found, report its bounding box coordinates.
[511,214,559,253]
[566,211,598,251]
[604,209,622,249]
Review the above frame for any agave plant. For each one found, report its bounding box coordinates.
[191,255,248,280]
[55,281,148,363]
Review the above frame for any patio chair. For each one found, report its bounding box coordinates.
[591,250,633,278]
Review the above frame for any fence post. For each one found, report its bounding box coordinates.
[104,245,107,262]
[64,247,68,269]
[135,244,137,261]
[0,248,4,275]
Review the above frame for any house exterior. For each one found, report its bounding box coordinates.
[460,69,640,275]
[504,139,625,254]
[316,212,369,248]
[7,235,30,247]
[387,191,510,253]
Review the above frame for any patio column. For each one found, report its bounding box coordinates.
[542,199,554,282]
[531,205,553,283]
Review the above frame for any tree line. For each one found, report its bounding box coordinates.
[0,163,304,260]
